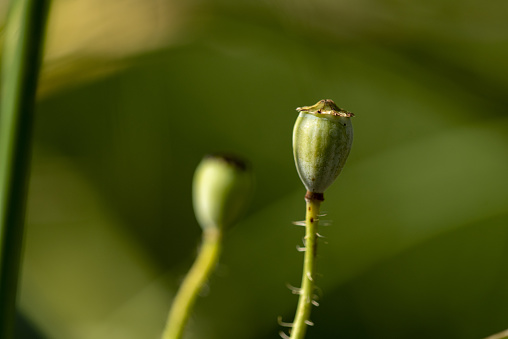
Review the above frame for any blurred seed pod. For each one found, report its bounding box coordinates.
[293,99,354,194]
[192,154,253,230]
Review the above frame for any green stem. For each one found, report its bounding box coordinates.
[290,193,322,339]
[0,0,50,338]
[162,227,222,339]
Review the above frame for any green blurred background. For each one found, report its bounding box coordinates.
[3,0,508,338]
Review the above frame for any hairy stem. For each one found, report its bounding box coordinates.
[290,193,322,339]
[162,228,222,339]
[0,0,50,338]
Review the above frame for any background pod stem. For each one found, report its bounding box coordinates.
[162,227,222,339]
[290,192,323,339]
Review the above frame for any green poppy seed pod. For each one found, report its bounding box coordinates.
[293,99,354,195]
[192,154,253,230]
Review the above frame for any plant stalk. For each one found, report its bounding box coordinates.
[0,0,50,338]
[162,227,222,339]
[290,192,322,339]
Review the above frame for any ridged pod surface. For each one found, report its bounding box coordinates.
[293,99,354,194]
